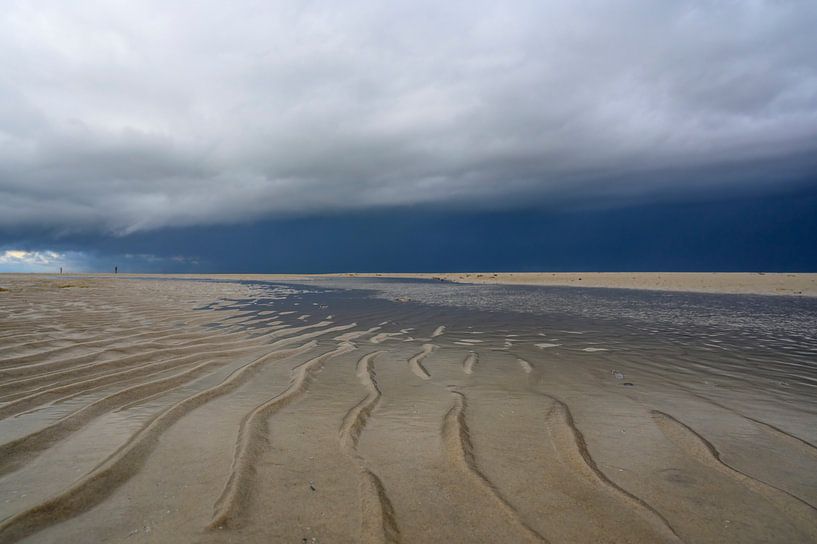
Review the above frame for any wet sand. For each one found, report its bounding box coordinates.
[345,272,817,297]
[31,272,817,297]
[0,275,816,543]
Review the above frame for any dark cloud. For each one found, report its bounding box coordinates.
[1,1,816,234]
[3,184,816,273]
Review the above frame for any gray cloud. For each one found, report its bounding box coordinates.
[1,0,816,233]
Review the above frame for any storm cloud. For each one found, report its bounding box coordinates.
[1,0,816,234]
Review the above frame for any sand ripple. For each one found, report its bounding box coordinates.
[0,276,815,543]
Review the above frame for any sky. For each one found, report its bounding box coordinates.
[1,1,816,272]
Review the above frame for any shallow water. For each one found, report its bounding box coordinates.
[246,278,817,394]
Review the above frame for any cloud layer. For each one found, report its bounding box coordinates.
[0,249,82,272]
[1,0,816,233]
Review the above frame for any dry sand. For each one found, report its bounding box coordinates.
[0,275,815,543]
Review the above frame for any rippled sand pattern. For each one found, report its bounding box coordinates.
[0,276,816,543]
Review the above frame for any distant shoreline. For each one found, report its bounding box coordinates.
[349,272,817,297]
[5,272,816,297]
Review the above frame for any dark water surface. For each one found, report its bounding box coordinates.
[215,277,817,395]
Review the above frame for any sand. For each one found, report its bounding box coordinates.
[0,275,815,543]
[339,272,817,297]
[38,272,817,297]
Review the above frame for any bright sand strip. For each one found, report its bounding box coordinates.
[0,275,815,543]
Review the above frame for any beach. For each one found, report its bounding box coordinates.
[342,272,817,297]
[0,274,815,543]
[63,272,817,297]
